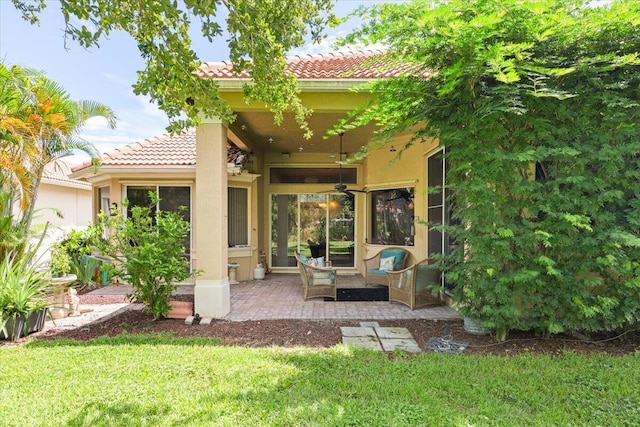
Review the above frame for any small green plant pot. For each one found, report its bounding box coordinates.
[463,317,488,335]
[28,309,48,334]
[0,316,27,341]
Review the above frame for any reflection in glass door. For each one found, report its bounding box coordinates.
[270,193,355,268]
[328,193,354,267]
[271,194,297,267]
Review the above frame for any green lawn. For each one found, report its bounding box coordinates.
[1,334,639,426]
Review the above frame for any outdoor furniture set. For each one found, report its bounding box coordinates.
[295,247,442,309]
[295,251,337,301]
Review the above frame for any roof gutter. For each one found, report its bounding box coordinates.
[216,78,372,93]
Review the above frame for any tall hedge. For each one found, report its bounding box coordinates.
[345,0,640,339]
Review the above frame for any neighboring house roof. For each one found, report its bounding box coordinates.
[71,129,244,173]
[43,161,91,190]
[197,49,415,80]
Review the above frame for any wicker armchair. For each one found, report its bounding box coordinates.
[294,251,337,301]
[387,258,442,310]
[363,247,410,286]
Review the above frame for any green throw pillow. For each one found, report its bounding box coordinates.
[379,256,395,271]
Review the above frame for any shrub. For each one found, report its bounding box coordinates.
[49,241,71,277]
[344,0,640,339]
[59,228,93,259]
[69,256,99,290]
[88,192,195,319]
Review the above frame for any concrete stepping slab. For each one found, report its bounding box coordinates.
[380,338,421,353]
[340,326,377,337]
[375,327,413,340]
[342,335,383,351]
[340,325,422,353]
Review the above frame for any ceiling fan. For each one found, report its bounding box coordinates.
[323,132,366,197]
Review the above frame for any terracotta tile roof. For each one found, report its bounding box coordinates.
[73,51,419,174]
[43,161,91,188]
[72,129,244,172]
[198,49,416,80]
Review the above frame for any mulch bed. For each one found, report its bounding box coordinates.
[5,287,638,355]
[25,305,640,356]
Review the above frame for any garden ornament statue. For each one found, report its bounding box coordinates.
[68,288,81,317]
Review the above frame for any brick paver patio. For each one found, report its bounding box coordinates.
[89,273,460,321]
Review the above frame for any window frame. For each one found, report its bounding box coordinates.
[368,187,415,246]
[427,147,454,292]
[123,184,193,270]
[228,186,249,247]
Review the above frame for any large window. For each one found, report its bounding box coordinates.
[369,188,414,246]
[228,187,248,246]
[427,149,454,291]
[126,185,192,267]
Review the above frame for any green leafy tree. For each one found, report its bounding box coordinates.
[0,62,116,232]
[342,0,640,339]
[88,193,195,319]
[1,63,39,213]
[11,0,335,136]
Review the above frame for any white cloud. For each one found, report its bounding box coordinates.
[103,72,132,86]
[132,94,169,121]
[81,116,113,132]
[70,90,169,166]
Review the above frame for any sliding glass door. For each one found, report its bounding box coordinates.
[270,193,355,268]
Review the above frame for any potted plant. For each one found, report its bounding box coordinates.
[69,255,100,291]
[0,252,50,341]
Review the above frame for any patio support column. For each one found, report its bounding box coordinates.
[194,118,230,318]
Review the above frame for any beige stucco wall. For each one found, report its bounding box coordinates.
[25,178,92,268]
[33,180,92,229]
[87,170,263,282]
[257,135,441,276]
[360,134,440,266]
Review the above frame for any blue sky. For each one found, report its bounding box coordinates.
[0,1,385,164]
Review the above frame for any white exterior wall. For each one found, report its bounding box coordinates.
[27,174,93,268]
[33,179,92,229]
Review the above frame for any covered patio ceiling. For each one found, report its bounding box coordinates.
[201,50,413,157]
[217,76,382,156]
[227,111,379,156]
